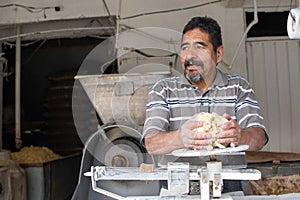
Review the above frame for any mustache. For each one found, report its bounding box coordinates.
[184,58,204,68]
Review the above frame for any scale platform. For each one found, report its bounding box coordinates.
[157,145,249,170]
[172,145,249,157]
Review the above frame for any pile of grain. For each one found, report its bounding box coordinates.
[11,146,61,164]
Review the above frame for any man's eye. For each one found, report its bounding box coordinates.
[181,46,188,51]
[196,44,205,49]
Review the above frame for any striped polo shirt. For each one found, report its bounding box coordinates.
[142,68,268,143]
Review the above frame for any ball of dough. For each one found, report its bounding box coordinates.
[195,112,228,150]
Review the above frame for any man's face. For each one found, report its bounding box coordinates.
[180,28,222,83]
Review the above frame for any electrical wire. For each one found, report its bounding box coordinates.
[227,0,258,69]
[0,4,57,13]
[21,39,47,66]
[120,0,223,20]
[100,57,117,74]
[0,55,12,78]
[124,48,177,58]
[102,0,111,17]
[4,40,42,47]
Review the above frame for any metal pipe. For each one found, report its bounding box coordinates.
[115,0,122,49]
[15,26,22,149]
[0,48,3,150]
[0,54,8,150]
[115,0,122,68]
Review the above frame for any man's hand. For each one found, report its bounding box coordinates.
[145,113,213,154]
[178,113,212,150]
[217,113,241,148]
[217,113,266,151]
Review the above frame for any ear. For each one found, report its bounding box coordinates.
[216,45,224,63]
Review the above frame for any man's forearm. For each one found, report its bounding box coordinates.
[144,130,183,154]
[240,126,266,151]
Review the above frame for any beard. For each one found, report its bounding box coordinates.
[184,71,204,83]
[184,58,204,83]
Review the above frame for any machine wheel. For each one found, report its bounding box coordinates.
[100,126,145,167]
[104,138,144,167]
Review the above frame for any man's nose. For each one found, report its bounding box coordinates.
[185,47,197,60]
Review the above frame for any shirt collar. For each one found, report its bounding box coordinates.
[213,68,228,87]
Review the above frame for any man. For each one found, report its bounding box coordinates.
[142,16,268,155]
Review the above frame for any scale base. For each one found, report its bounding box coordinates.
[159,188,240,199]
